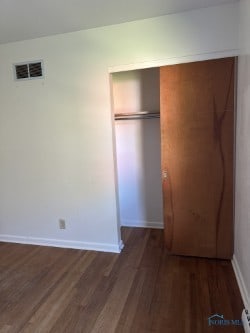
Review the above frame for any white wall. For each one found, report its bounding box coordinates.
[0,3,238,252]
[112,69,163,228]
[234,0,250,308]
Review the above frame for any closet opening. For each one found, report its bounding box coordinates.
[111,67,163,232]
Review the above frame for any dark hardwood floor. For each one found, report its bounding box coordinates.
[0,228,244,332]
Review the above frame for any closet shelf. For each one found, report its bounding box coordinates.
[114,111,160,120]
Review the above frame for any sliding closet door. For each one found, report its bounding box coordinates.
[160,58,235,259]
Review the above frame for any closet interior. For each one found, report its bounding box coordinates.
[112,68,163,229]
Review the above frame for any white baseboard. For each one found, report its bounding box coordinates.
[0,234,122,253]
[232,254,250,309]
[121,219,164,229]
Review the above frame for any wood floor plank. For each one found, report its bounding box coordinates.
[49,253,115,333]
[0,228,244,333]
[20,251,97,333]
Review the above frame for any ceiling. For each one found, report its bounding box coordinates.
[0,0,238,45]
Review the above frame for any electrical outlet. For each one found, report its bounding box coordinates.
[59,219,66,230]
[242,309,250,333]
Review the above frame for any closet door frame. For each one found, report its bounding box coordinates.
[108,49,238,250]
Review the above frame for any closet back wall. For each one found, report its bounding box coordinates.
[112,69,163,229]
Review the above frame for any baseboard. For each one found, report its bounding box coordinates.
[0,234,122,253]
[232,254,250,309]
[121,219,164,229]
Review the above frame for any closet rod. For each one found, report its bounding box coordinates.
[115,111,160,120]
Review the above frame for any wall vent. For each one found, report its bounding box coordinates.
[14,61,44,80]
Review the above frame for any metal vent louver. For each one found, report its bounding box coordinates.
[14,61,44,80]
[29,62,42,77]
[15,64,29,79]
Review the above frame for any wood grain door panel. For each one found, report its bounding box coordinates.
[160,58,235,259]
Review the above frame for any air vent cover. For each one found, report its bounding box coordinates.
[14,61,44,80]
[15,64,29,79]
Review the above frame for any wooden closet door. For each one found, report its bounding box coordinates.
[160,58,235,259]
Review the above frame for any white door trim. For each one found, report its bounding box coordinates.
[108,48,238,74]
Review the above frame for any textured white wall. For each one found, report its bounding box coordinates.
[0,3,238,251]
[234,0,250,308]
[112,68,163,228]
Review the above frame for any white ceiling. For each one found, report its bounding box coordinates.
[0,0,238,44]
